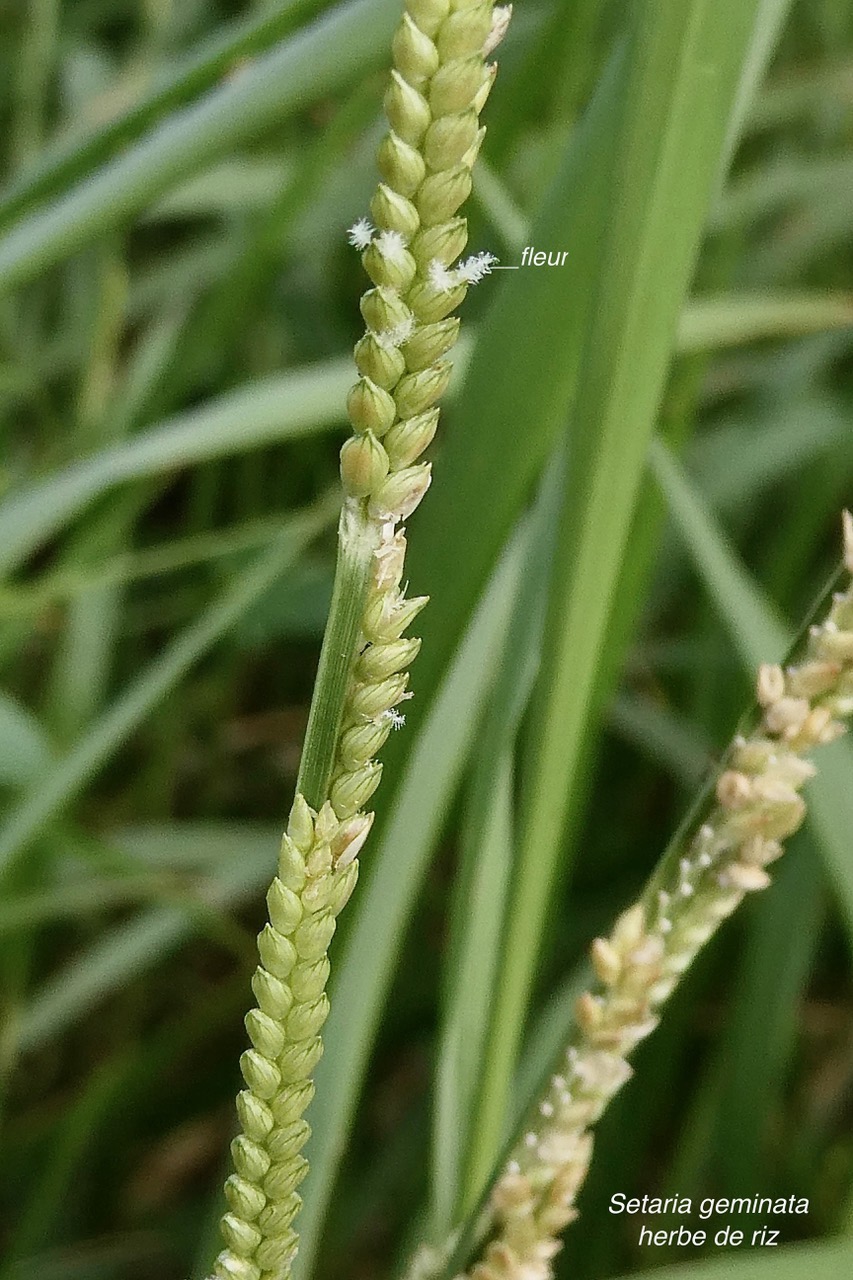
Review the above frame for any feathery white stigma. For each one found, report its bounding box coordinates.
[429,251,499,292]
[457,251,499,283]
[428,259,458,292]
[376,229,409,264]
[377,316,416,348]
[347,217,375,249]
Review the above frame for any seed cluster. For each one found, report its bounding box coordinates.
[460,516,853,1280]
[323,0,510,925]
[213,798,368,1280]
[215,4,509,1276]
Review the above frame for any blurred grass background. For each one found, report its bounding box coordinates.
[0,1,852,1279]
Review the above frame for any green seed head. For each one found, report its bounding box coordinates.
[289,956,331,1002]
[384,409,440,469]
[285,994,331,1041]
[407,276,467,323]
[392,12,440,85]
[301,871,336,915]
[360,285,414,335]
[286,795,315,853]
[370,183,421,240]
[403,318,460,371]
[221,1214,262,1256]
[362,592,429,643]
[293,911,336,962]
[263,1154,309,1200]
[416,165,473,224]
[394,362,453,417]
[239,1049,281,1100]
[384,71,431,145]
[410,218,468,266]
[266,1119,311,1163]
[225,1173,267,1221]
[251,966,293,1021]
[257,1193,301,1234]
[278,833,306,891]
[340,431,391,499]
[245,1008,286,1059]
[429,55,488,114]
[235,1089,274,1142]
[346,376,397,435]
[362,237,418,291]
[357,636,422,682]
[231,1134,272,1183]
[255,1228,299,1272]
[269,1080,315,1126]
[330,762,383,817]
[406,0,451,40]
[338,719,393,771]
[278,1035,324,1084]
[436,3,493,60]
[354,332,406,390]
[349,672,410,719]
[257,924,297,981]
[424,110,480,169]
[378,131,427,197]
[328,861,360,914]
[267,877,304,935]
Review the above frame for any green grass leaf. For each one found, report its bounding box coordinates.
[473,0,773,1190]
[0,692,53,787]
[609,1238,853,1280]
[0,372,348,576]
[0,0,402,293]
[0,501,333,876]
[0,0,319,227]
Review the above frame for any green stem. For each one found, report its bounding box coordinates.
[296,500,380,808]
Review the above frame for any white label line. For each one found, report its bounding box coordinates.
[491,265,520,270]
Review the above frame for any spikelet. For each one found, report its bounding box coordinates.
[215,3,509,1277]
[456,515,853,1280]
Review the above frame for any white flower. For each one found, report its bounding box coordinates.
[376,229,409,264]
[382,708,407,730]
[347,217,375,249]
[428,259,458,292]
[456,250,499,283]
[377,316,416,348]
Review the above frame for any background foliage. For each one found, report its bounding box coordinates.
[0,1,852,1279]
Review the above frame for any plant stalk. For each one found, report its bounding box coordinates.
[296,501,380,809]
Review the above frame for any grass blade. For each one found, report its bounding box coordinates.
[474,0,771,1185]
[0,368,349,575]
[0,0,321,227]
[0,500,335,876]
[0,0,402,293]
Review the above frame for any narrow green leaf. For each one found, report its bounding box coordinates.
[0,501,333,876]
[0,369,349,575]
[0,693,53,787]
[433,460,561,1232]
[476,0,769,1187]
[677,292,853,353]
[609,1238,853,1280]
[0,0,320,227]
[0,0,402,293]
[15,825,277,1052]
